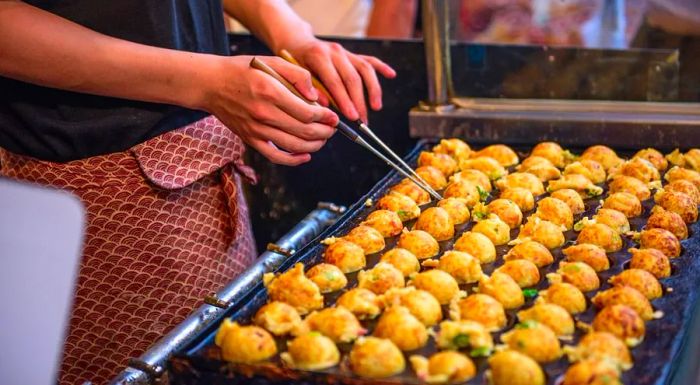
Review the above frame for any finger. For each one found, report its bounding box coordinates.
[263,56,319,101]
[257,75,339,126]
[259,124,327,154]
[360,55,397,78]
[306,47,360,121]
[249,138,311,166]
[332,51,368,122]
[350,55,383,111]
[256,105,336,141]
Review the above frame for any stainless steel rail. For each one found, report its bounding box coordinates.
[107,202,346,385]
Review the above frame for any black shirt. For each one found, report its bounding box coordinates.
[0,0,229,162]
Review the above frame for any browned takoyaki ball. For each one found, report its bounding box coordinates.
[655,190,698,224]
[473,144,519,166]
[534,197,574,230]
[435,320,494,353]
[629,248,671,279]
[382,287,443,327]
[373,305,429,351]
[437,250,484,284]
[547,174,603,198]
[390,179,431,206]
[592,304,646,346]
[577,223,623,252]
[479,272,525,310]
[564,160,606,184]
[415,165,448,190]
[281,333,340,371]
[450,169,492,192]
[377,192,421,222]
[684,148,700,171]
[522,163,562,182]
[665,165,700,189]
[495,172,545,196]
[488,350,546,385]
[454,231,497,263]
[517,303,574,336]
[609,269,663,300]
[567,332,632,370]
[639,228,681,258]
[437,197,471,225]
[592,285,654,321]
[504,240,554,267]
[608,175,651,201]
[345,225,386,254]
[501,321,562,363]
[452,294,507,331]
[603,192,642,218]
[361,209,403,238]
[263,263,324,315]
[397,229,440,259]
[664,179,700,205]
[634,147,668,171]
[303,307,366,343]
[519,155,555,171]
[380,248,421,277]
[443,179,481,206]
[550,189,585,215]
[432,138,471,163]
[215,320,277,364]
[337,288,381,320]
[306,263,348,293]
[411,269,461,305]
[483,198,523,229]
[349,337,406,378]
[460,156,507,180]
[358,262,405,295]
[538,282,587,314]
[531,142,568,168]
[563,243,610,272]
[414,207,455,241]
[647,206,688,240]
[495,259,540,288]
[518,218,566,250]
[562,359,622,385]
[611,157,660,183]
[555,262,600,292]
[418,151,458,177]
[323,239,366,273]
[409,351,476,384]
[501,187,536,212]
[254,301,303,336]
[592,208,630,234]
[581,145,623,171]
[472,215,511,245]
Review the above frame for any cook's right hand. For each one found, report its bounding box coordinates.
[204,55,338,166]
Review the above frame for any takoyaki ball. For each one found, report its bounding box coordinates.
[382,287,443,327]
[518,218,566,250]
[373,305,428,351]
[397,229,440,259]
[411,269,461,305]
[666,148,685,168]
[562,244,610,272]
[263,263,323,315]
[593,208,630,234]
[415,165,448,190]
[349,337,406,378]
[390,179,431,206]
[523,164,562,182]
[459,156,507,180]
[304,307,366,343]
[555,262,600,292]
[479,272,525,310]
[519,155,555,171]
[639,228,680,258]
[609,269,663,300]
[358,262,405,295]
[495,172,545,196]
[485,199,523,229]
[488,350,546,385]
[323,239,366,273]
[655,189,698,223]
[581,145,623,171]
[377,192,421,222]
[495,259,540,288]
[602,192,642,218]
[610,157,660,183]
[414,207,455,241]
[629,248,671,279]
[435,320,494,354]
[215,319,277,363]
[438,250,484,284]
[473,144,519,167]
[592,304,645,346]
[361,209,403,237]
[472,215,511,246]
[500,187,536,212]
[437,197,471,225]
[646,206,688,240]
[452,294,507,331]
[254,301,303,336]
[534,197,574,230]
[562,359,622,385]
[380,248,421,277]
[306,263,348,293]
[418,151,458,177]
[684,148,700,171]
[433,138,472,163]
[454,231,497,263]
[665,165,700,190]
[548,174,604,198]
[337,288,381,320]
[592,286,654,321]
[576,223,623,252]
[409,351,476,384]
[608,175,651,201]
[501,321,562,363]
[567,332,632,370]
[504,240,554,267]
[564,160,606,184]
[550,189,586,215]
[531,142,568,168]
[517,303,574,336]
[664,179,700,205]
[538,282,587,314]
[443,179,481,207]
[634,147,668,171]
[450,169,492,192]
[281,333,340,371]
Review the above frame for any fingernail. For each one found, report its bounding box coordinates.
[347,106,359,121]
[309,88,319,100]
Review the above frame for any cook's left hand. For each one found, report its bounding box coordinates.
[285,38,396,123]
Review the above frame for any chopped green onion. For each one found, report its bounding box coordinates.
[452,333,471,348]
[522,288,538,299]
[469,346,491,357]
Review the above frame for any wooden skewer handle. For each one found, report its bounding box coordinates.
[279,49,339,110]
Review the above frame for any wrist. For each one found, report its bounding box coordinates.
[179,53,228,113]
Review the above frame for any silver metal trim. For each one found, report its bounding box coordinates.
[421,0,453,108]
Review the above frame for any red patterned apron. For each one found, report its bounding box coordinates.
[0,116,258,385]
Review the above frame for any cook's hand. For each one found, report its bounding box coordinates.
[204,55,338,166]
[285,38,396,123]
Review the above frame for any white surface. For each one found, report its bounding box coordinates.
[0,179,84,385]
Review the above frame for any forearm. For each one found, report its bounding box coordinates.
[366,0,418,38]
[0,1,218,110]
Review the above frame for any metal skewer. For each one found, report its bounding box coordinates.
[250,57,443,201]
